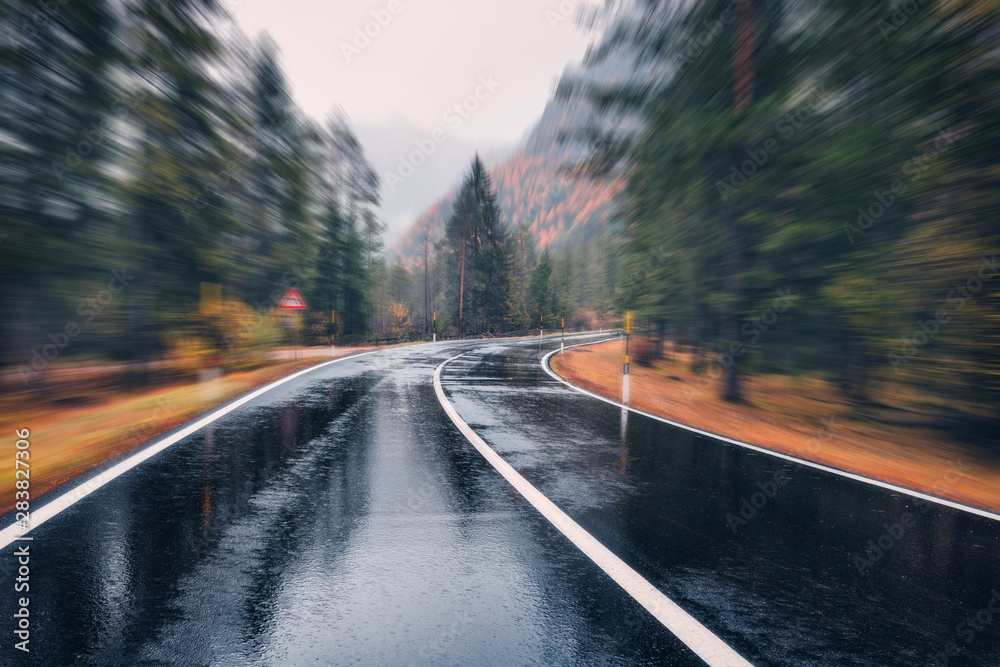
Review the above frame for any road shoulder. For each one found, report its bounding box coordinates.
[548,339,1000,515]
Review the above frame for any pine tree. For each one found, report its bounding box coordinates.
[443,156,512,336]
[529,250,554,327]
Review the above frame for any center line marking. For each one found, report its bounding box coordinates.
[434,352,753,667]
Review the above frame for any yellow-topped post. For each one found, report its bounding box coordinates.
[623,311,632,403]
[560,317,565,353]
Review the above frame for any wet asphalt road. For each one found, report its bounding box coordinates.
[1,335,999,666]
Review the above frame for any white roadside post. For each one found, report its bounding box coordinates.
[561,318,564,353]
[433,311,436,342]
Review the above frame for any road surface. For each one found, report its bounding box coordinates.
[2,335,998,665]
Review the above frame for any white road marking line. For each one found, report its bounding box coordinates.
[542,341,1000,523]
[0,351,378,551]
[434,353,754,667]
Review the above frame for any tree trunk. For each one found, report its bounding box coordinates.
[458,225,466,338]
[721,0,756,403]
[518,233,526,322]
[423,239,429,333]
[721,217,747,402]
[655,317,667,360]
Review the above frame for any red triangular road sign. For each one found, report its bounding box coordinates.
[277,287,308,309]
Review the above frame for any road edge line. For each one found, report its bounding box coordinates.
[434,352,753,667]
[542,341,1000,523]
[0,350,379,550]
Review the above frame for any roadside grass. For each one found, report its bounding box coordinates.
[551,339,1000,513]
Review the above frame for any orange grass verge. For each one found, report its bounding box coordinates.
[0,350,371,516]
[551,340,1000,514]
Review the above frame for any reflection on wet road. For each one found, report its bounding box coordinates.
[2,336,998,665]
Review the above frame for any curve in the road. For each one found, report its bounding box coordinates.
[434,351,755,667]
[541,340,1000,523]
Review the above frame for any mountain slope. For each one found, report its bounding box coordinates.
[391,1,664,264]
[391,74,620,264]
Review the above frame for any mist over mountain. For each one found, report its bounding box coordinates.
[388,0,666,266]
[354,120,511,240]
[390,66,625,265]
[388,0,684,266]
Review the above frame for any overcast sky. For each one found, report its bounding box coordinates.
[227,0,594,241]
